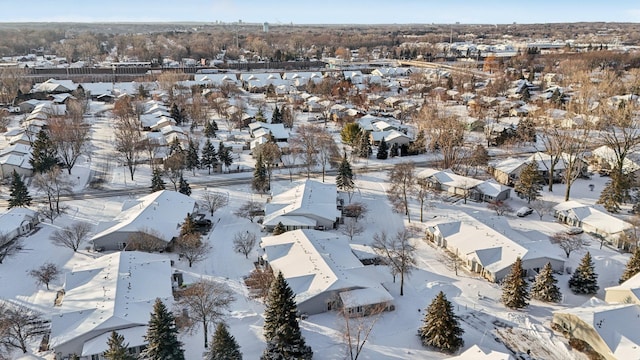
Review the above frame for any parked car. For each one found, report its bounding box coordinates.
[516,207,534,217]
[566,227,584,235]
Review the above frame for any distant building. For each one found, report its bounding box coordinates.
[263,22,269,32]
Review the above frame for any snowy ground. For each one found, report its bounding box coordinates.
[0,98,634,359]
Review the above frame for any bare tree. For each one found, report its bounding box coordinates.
[233,201,262,223]
[140,137,162,170]
[175,280,235,348]
[29,262,60,290]
[48,105,91,174]
[252,142,282,188]
[414,178,437,222]
[343,202,368,223]
[341,219,364,241]
[535,117,564,192]
[113,98,143,181]
[530,200,556,220]
[199,190,229,217]
[33,166,73,216]
[244,266,275,301]
[49,222,93,252]
[372,229,416,296]
[417,105,466,169]
[126,229,167,252]
[387,162,416,222]
[289,124,336,179]
[340,301,386,360]
[0,236,22,264]
[233,231,257,258]
[0,302,48,354]
[280,147,300,182]
[487,200,513,216]
[164,151,186,191]
[551,232,588,258]
[560,131,591,201]
[316,130,340,182]
[174,233,211,267]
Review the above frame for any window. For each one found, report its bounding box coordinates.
[91,355,100,360]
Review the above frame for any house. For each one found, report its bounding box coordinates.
[553,201,633,249]
[605,272,640,304]
[369,130,412,147]
[591,145,640,177]
[489,151,584,186]
[0,153,33,179]
[49,251,174,360]
[261,229,393,316]
[417,168,511,202]
[552,298,640,360]
[263,179,340,231]
[425,213,565,282]
[91,190,197,251]
[0,208,39,245]
[247,122,290,142]
[32,78,78,94]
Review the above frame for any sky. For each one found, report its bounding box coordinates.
[0,0,639,24]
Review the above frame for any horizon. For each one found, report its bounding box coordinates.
[0,0,638,25]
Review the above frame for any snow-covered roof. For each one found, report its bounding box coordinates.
[417,168,483,190]
[490,157,526,174]
[50,251,173,349]
[554,298,640,359]
[554,200,632,236]
[605,272,640,301]
[248,121,290,140]
[261,229,392,307]
[81,325,147,357]
[592,145,640,174]
[33,78,78,93]
[263,179,340,228]
[0,208,38,232]
[451,345,514,360]
[474,179,510,198]
[91,190,196,244]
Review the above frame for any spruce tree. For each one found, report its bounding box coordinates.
[389,142,399,157]
[150,168,166,192]
[569,252,599,294]
[514,161,542,203]
[205,322,242,360]
[376,137,389,159]
[169,137,183,156]
[252,154,269,194]
[218,142,233,171]
[272,222,286,235]
[271,106,282,124]
[170,103,186,125]
[104,331,135,360]
[261,272,313,360]
[335,153,354,194]
[204,120,217,138]
[186,138,200,174]
[180,214,197,236]
[29,130,58,173]
[178,174,192,196]
[201,138,218,174]
[357,132,371,158]
[620,247,640,284]
[8,170,32,209]
[531,262,562,302]
[501,257,530,309]
[418,291,464,354]
[409,130,426,155]
[140,298,185,360]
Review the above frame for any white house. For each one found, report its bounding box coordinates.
[49,251,174,360]
[261,229,393,316]
[417,168,511,202]
[263,179,341,231]
[91,190,197,251]
[0,208,39,245]
[605,272,640,305]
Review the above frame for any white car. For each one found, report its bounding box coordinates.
[566,227,584,235]
[516,207,533,217]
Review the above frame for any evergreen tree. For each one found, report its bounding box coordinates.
[271,106,282,124]
[400,143,409,157]
[376,137,389,159]
[205,322,242,360]
[186,138,200,174]
[180,214,197,236]
[218,142,233,171]
[204,120,217,138]
[169,137,183,156]
[8,170,32,209]
[201,138,218,174]
[598,179,621,213]
[261,272,313,360]
[514,161,542,203]
[141,298,185,360]
[389,142,399,157]
[516,117,536,143]
[531,262,562,302]
[418,291,464,354]
[150,168,166,192]
[104,331,135,360]
[409,130,426,155]
[335,153,354,194]
[178,174,192,196]
[501,257,530,309]
[620,247,640,284]
[356,131,371,158]
[569,252,599,294]
[252,154,269,194]
[272,222,286,235]
[170,103,187,125]
[29,130,58,173]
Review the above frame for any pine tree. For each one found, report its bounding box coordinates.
[218,142,233,171]
[271,106,282,124]
[201,138,218,174]
[204,120,217,138]
[501,257,530,309]
[169,137,183,156]
[514,161,542,203]
[356,131,371,158]
[180,214,197,236]
[170,103,186,125]
[140,298,185,360]
[104,331,135,360]
[389,142,399,157]
[531,262,562,302]
[409,130,426,155]
[598,180,621,213]
[376,137,389,159]
[569,252,599,294]
[272,222,286,235]
[261,272,313,360]
[29,130,58,173]
[186,138,200,174]
[205,322,242,360]
[178,174,191,196]
[335,153,354,194]
[252,154,269,194]
[620,247,640,284]
[150,168,166,192]
[418,291,464,354]
[8,170,32,209]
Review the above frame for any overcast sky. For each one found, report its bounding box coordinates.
[1,0,639,24]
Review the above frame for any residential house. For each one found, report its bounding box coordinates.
[0,208,39,245]
[417,168,510,202]
[49,251,174,360]
[32,78,78,94]
[552,298,640,360]
[91,190,197,251]
[591,145,640,177]
[0,152,32,179]
[554,201,633,249]
[263,179,340,231]
[261,229,393,316]
[605,272,640,305]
